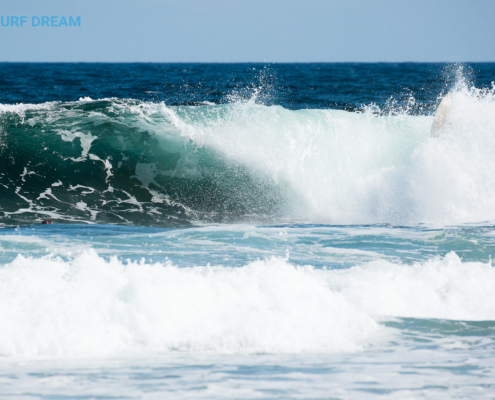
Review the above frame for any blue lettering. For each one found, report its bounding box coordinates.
[0,15,80,28]
[69,16,80,27]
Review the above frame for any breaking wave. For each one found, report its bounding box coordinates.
[1,82,495,227]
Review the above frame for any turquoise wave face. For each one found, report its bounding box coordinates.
[0,99,289,226]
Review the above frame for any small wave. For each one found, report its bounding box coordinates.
[0,251,379,356]
[0,250,493,357]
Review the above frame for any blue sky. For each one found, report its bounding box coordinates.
[1,0,494,62]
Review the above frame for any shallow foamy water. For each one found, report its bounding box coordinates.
[0,224,494,398]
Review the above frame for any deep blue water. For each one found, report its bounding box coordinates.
[1,62,494,111]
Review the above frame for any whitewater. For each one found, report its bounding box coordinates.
[0,62,495,398]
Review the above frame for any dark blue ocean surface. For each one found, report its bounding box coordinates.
[1,62,494,112]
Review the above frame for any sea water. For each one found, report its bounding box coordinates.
[0,63,495,398]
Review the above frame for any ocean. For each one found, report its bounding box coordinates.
[0,62,495,399]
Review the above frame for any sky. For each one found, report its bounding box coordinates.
[1,0,494,63]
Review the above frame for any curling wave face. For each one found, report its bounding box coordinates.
[1,85,495,227]
[0,99,290,226]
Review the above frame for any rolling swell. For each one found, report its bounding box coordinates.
[0,99,288,226]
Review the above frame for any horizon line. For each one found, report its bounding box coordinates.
[1,60,495,64]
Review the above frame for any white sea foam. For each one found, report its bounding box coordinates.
[0,102,55,115]
[328,251,495,321]
[161,84,495,225]
[0,251,380,357]
[0,250,493,357]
